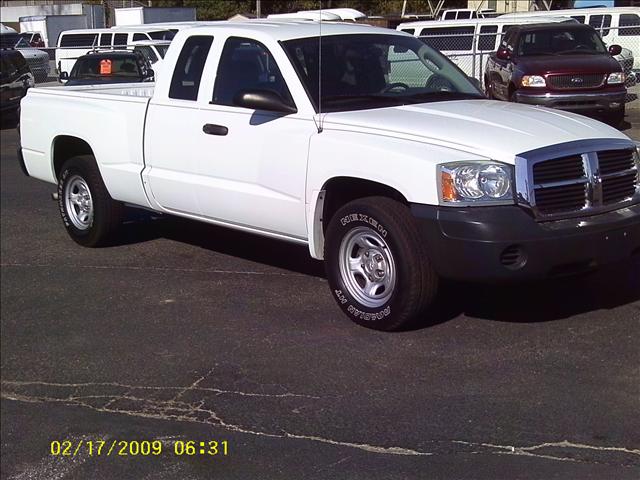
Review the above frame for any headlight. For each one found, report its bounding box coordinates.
[438,162,514,206]
[521,75,546,87]
[607,72,625,85]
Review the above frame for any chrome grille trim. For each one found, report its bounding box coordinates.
[515,139,640,221]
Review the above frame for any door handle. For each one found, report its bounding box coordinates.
[202,124,228,136]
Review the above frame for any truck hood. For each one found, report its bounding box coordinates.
[515,54,620,74]
[322,100,629,164]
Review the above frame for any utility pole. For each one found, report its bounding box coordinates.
[256,0,261,18]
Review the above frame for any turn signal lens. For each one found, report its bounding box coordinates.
[441,171,457,201]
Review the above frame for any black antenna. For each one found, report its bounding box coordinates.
[317,0,323,133]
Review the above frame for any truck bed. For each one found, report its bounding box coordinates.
[20,83,154,208]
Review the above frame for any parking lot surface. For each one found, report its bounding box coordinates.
[1,116,639,479]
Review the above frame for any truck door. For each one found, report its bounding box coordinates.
[191,36,310,239]
[144,35,311,240]
[144,35,214,215]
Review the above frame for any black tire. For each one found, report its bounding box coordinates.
[324,197,439,331]
[484,77,494,99]
[606,106,625,128]
[57,155,123,247]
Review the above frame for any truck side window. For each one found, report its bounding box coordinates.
[619,14,640,36]
[419,27,474,51]
[59,33,98,48]
[212,37,294,108]
[169,35,213,101]
[100,33,112,47]
[113,34,128,47]
[478,25,498,51]
[133,33,147,42]
[589,14,612,36]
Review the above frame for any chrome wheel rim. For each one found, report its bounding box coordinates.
[64,175,93,230]
[338,226,396,308]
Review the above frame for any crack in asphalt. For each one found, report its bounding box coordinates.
[2,379,639,465]
[1,379,319,399]
[0,262,312,277]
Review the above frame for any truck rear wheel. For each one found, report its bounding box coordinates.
[324,197,439,331]
[57,155,123,247]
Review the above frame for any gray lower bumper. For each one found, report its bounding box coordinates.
[515,90,626,113]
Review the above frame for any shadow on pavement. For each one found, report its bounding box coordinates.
[427,259,640,326]
[117,214,325,278]
[116,213,639,329]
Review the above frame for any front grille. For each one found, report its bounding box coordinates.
[547,73,605,90]
[533,155,584,183]
[598,149,635,175]
[535,183,587,214]
[602,172,638,204]
[528,147,638,219]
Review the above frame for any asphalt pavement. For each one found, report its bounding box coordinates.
[1,113,639,479]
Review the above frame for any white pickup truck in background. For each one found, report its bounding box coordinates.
[19,21,640,330]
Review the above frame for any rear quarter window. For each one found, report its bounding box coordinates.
[169,35,213,101]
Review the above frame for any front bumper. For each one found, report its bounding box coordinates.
[411,203,640,282]
[515,90,626,114]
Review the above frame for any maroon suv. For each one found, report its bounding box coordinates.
[484,23,626,126]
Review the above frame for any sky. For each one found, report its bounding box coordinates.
[573,0,615,6]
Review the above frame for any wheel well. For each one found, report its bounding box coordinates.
[321,177,408,230]
[53,136,94,179]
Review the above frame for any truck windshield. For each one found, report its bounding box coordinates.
[282,33,483,113]
[517,28,607,56]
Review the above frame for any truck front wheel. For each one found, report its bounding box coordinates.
[57,155,123,247]
[324,197,439,331]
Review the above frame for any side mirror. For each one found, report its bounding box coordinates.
[609,44,622,56]
[59,71,68,81]
[145,68,155,80]
[233,90,297,114]
[496,47,511,61]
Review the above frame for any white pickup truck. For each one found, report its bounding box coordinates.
[19,21,640,330]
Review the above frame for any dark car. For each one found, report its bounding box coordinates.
[1,49,34,122]
[61,50,154,86]
[484,23,626,126]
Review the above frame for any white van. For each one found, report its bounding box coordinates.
[397,16,576,82]
[56,26,175,74]
[500,7,640,71]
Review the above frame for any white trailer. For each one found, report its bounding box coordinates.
[114,7,196,27]
[19,14,89,48]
